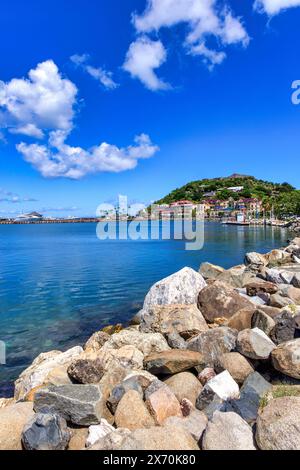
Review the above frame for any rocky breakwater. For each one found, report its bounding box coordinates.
[1,240,300,451]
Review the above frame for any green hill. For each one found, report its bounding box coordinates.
[156,175,300,218]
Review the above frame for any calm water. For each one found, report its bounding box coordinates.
[0,221,290,396]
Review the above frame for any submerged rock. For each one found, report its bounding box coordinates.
[22,413,71,451]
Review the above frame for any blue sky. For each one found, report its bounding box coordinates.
[1,0,300,217]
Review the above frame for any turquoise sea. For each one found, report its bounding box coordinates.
[0,221,290,396]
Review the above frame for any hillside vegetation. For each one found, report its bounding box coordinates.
[156,174,300,218]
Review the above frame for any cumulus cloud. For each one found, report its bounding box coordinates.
[124,0,249,87]
[123,37,169,91]
[1,60,157,178]
[254,0,300,15]
[70,54,119,90]
[0,60,77,138]
[17,130,159,179]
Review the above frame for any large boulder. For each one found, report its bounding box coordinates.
[245,279,278,296]
[34,384,112,426]
[101,329,170,356]
[202,411,256,450]
[270,311,297,344]
[128,425,199,451]
[216,265,255,289]
[145,383,182,425]
[236,328,275,360]
[22,413,71,451]
[226,308,255,331]
[115,390,155,430]
[67,357,104,384]
[199,262,225,280]
[256,397,300,450]
[140,268,206,317]
[0,402,34,450]
[164,372,202,407]
[217,352,254,385]
[14,346,83,401]
[271,339,300,379]
[187,327,237,368]
[245,252,267,267]
[196,371,239,411]
[198,282,254,323]
[231,372,272,423]
[144,350,204,375]
[140,304,208,339]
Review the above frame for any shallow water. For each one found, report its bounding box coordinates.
[0,221,290,396]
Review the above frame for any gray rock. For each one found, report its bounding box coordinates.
[34,384,109,426]
[280,271,295,285]
[231,372,272,423]
[292,273,300,288]
[187,327,238,368]
[270,312,296,344]
[140,267,206,316]
[270,293,293,309]
[266,268,284,285]
[251,310,275,336]
[236,328,275,360]
[166,332,187,350]
[164,410,208,443]
[107,377,144,415]
[22,413,71,450]
[202,411,256,450]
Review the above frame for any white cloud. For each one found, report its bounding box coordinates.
[123,37,169,91]
[254,0,300,15]
[127,0,249,82]
[70,54,119,90]
[0,60,77,138]
[1,60,157,178]
[0,188,37,203]
[17,130,159,179]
